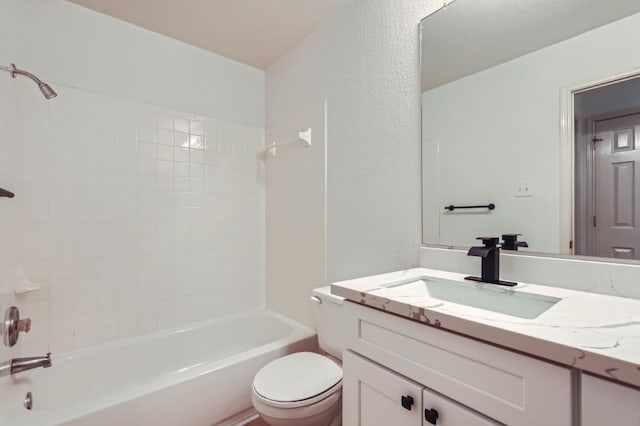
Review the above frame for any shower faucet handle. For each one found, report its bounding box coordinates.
[17,317,31,333]
[3,306,32,347]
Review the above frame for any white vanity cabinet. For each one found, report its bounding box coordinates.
[344,350,500,426]
[343,301,573,425]
[343,350,423,425]
[581,374,640,426]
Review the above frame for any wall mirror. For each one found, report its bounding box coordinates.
[421,0,640,261]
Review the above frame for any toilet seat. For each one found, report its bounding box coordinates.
[252,386,342,425]
[253,352,343,409]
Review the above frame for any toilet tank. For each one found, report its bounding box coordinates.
[311,286,345,360]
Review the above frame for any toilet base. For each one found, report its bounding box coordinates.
[253,390,341,426]
[259,407,340,426]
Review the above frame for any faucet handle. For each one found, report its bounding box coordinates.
[475,237,499,247]
[3,306,31,347]
[501,234,528,250]
[17,318,31,333]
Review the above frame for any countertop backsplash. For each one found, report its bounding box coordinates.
[420,247,640,300]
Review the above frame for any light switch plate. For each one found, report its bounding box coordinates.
[514,180,533,197]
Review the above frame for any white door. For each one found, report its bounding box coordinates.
[343,350,423,426]
[593,113,640,259]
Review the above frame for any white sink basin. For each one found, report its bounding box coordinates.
[370,277,560,319]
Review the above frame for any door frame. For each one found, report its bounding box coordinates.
[582,107,640,256]
[559,67,640,255]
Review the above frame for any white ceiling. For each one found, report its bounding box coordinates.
[66,0,351,69]
[421,0,640,90]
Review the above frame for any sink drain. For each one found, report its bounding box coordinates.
[24,392,32,410]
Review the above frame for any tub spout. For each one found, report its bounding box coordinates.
[0,352,51,377]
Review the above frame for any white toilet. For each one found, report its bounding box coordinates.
[252,286,345,426]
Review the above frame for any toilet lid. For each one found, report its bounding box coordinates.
[253,352,342,403]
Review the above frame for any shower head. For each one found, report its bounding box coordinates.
[37,82,57,100]
[3,63,57,99]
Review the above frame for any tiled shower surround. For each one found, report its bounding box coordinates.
[3,82,265,355]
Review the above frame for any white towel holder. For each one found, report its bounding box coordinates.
[266,128,312,157]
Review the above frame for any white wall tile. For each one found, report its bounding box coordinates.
[1,86,265,355]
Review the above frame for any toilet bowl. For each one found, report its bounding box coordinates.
[252,352,342,426]
[252,287,345,425]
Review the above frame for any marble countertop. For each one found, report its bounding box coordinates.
[331,268,640,388]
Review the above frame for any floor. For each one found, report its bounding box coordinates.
[246,418,268,426]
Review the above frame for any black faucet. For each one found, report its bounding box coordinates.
[465,237,517,287]
[501,234,528,251]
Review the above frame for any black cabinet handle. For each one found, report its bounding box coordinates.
[401,395,414,411]
[425,408,439,424]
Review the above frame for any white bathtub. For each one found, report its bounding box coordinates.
[0,310,316,426]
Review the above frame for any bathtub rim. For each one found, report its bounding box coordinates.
[52,308,315,361]
[1,308,317,426]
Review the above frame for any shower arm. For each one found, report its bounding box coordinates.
[1,63,57,99]
[3,64,44,85]
[0,62,56,200]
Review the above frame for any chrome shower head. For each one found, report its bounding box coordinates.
[3,63,57,99]
[37,82,57,99]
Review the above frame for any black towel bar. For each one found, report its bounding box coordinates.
[445,203,495,211]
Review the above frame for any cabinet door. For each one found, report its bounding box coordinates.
[582,374,640,426]
[422,387,499,426]
[344,301,572,425]
[343,350,423,426]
